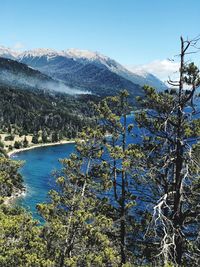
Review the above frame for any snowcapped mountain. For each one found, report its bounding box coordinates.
[18,48,67,59]
[64,49,166,90]
[0,46,20,60]
[17,48,166,91]
[0,46,166,100]
[16,49,141,98]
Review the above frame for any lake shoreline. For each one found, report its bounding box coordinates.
[4,140,76,206]
[7,140,76,158]
[3,188,26,206]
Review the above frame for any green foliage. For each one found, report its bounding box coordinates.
[0,206,53,267]
[51,131,59,142]
[37,143,120,266]
[135,46,200,265]
[14,141,22,149]
[0,141,4,148]
[35,90,147,266]
[41,129,48,143]
[32,133,39,144]
[0,85,95,139]
[0,157,24,197]
[0,38,199,267]
[0,141,7,158]
[4,135,14,141]
[23,136,29,148]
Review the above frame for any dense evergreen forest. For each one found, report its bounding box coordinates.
[0,85,98,144]
[0,38,200,266]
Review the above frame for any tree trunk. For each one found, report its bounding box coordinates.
[173,36,185,265]
[120,170,126,265]
[120,112,127,265]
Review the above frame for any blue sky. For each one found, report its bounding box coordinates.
[0,0,200,79]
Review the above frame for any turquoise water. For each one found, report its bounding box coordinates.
[10,115,142,220]
[10,107,199,221]
[10,114,145,221]
[11,143,75,220]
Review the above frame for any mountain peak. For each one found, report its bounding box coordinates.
[0,44,167,91]
[0,45,20,59]
[19,48,67,58]
[19,48,109,61]
[66,48,108,61]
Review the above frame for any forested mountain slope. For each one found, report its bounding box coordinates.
[0,57,90,95]
[0,85,95,138]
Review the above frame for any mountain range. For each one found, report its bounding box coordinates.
[0,57,90,95]
[0,46,167,99]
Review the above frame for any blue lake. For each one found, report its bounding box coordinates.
[11,143,75,220]
[10,114,149,221]
[10,103,200,221]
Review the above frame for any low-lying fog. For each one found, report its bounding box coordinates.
[0,70,91,95]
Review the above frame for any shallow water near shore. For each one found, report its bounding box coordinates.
[11,143,75,221]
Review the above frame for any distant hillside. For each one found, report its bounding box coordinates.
[0,84,95,139]
[17,49,143,99]
[0,46,167,101]
[0,57,90,95]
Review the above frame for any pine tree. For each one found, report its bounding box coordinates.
[92,91,143,265]
[23,136,29,148]
[51,131,59,143]
[32,133,39,144]
[0,206,52,267]
[37,128,120,266]
[0,157,24,198]
[135,37,200,265]
[42,129,48,143]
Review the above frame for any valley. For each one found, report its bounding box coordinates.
[0,4,199,263]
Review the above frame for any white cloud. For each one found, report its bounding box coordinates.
[127,59,180,82]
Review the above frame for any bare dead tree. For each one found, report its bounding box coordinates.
[135,36,200,266]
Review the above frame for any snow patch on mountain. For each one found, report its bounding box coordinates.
[18,48,67,60]
[66,48,106,60]
[0,46,20,59]
[64,49,167,89]
[0,45,167,90]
